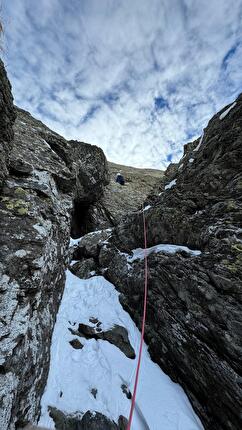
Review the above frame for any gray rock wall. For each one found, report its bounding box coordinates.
[76,95,242,429]
[0,62,109,430]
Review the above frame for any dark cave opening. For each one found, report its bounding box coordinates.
[71,199,93,239]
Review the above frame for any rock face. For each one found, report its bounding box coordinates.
[0,61,109,430]
[0,59,16,188]
[88,161,162,229]
[75,96,242,429]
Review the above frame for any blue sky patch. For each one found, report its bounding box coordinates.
[222,42,240,69]
[80,105,100,125]
[154,97,169,111]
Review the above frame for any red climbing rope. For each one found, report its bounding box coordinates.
[127,205,148,430]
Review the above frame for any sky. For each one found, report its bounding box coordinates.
[2,0,242,169]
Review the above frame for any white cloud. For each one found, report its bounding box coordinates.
[2,0,242,169]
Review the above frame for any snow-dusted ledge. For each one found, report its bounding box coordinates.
[193,131,204,152]
[39,270,203,430]
[219,101,236,120]
[127,244,201,263]
[165,179,177,190]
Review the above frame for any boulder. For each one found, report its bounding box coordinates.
[70,322,135,359]
[72,229,112,260]
[70,258,97,279]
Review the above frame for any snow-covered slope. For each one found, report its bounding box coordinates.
[39,270,203,429]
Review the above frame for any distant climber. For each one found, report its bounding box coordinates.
[116,172,125,185]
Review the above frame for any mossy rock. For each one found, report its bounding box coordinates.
[3,197,30,216]
[237,179,242,190]
[14,187,28,196]
[17,207,28,215]
[232,243,242,253]
[227,199,237,211]
[222,254,242,274]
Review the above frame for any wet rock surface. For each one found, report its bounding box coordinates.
[76,95,242,429]
[0,62,109,430]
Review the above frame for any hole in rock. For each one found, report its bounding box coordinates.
[15,419,28,428]
[8,166,31,178]
[0,365,6,375]
[71,199,94,238]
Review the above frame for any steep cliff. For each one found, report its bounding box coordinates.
[73,96,242,429]
[0,61,109,430]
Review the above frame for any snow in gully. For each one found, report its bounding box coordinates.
[39,269,203,429]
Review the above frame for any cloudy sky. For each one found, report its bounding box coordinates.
[2,0,242,169]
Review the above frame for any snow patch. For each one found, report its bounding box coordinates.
[189,158,194,163]
[69,260,80,266]
[194,131,204,152]
[165,179,177,190]
[14,249,28,258]
[127,244,201,263]
[143,205,151,211]
[69,237,82,247]
[219,102,237,120]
